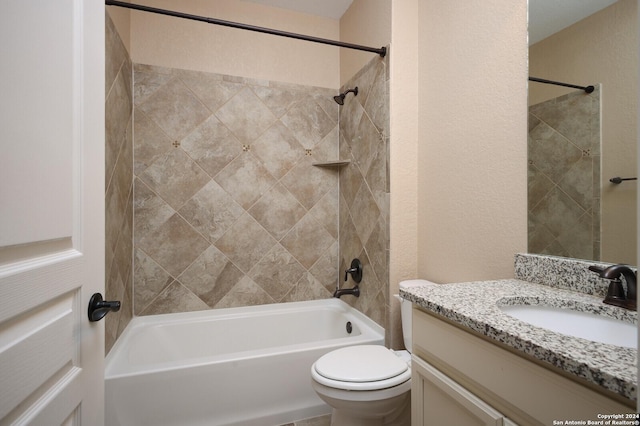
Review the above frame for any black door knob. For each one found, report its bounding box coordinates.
[88,293,121,322]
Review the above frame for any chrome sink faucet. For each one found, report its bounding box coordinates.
[588,264,637,311]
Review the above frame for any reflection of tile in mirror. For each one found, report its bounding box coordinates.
[528,87,600,260]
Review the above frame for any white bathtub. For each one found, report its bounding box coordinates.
[105,299,384,426]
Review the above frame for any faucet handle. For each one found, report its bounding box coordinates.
[344,258,363,283]
[588,265,605,276]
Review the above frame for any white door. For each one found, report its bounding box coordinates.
[0,0,105,425]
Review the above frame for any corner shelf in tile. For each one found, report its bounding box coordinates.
[311,160,351,168]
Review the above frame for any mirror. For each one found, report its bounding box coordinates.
[527,0,637,265]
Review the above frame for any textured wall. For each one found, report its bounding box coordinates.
[128,0,340,89]
[338,54,390,331]
[528,87,601,260]
[529,0,638,265]
[105,12,134,354]
[339,0,391,87]
[388,0,420,349]
[417,0,528,283]
[106,5,130,54]
[133,64,340,315]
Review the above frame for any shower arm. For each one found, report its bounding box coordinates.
[333,87,358,105]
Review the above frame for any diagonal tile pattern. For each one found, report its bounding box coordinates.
[214,152,277,209]
[105,13,134,353]
[138,148,211,210]
[528,87,601,260]
[178,245,245,307]
[178,180,244,243]
[281,98,336,148]
[249,183,307,241]
[133,64,342,315]
[215,87,278,145]
[180,115,243,177]
[338,54,391,333]
[138,77,212,141]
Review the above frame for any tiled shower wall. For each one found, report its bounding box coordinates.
[133,65,342,315]
[528,87,601,260]
[105,13,134,353]
[338,54,390,331]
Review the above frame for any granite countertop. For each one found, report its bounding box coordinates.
[401,279,638,402]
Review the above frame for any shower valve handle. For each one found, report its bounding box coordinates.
[344,258,363,283]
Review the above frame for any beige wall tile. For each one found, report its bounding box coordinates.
[138,77,211,141]
[280,98,336,148]
[133,249,173,314]
[248,183,307,241]
[140,281,209,315]
[214,153,277,210]
[139,148,210,210]
[178,180,244,243]
[138,213,210,277]
[130,64,395,319]
[248,244,306,302]
[178,245,244,308]
[105,13,134,353]
[338,56,389,329]
[281,214,335,269]
[180,116,242,177]
[133,110,172,175]
[214,276,275,309]
[528,89,600,260]
[215,88,277,145]
[251,121,304,179]
[214,213,277,273]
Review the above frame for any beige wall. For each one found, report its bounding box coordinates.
[339,0,392,86]
[415,0,528,284]
[106,7,131,53]
[339,0,528,346]
[388,0,420,347]
[127,0,340,89]
[529,0,638,265]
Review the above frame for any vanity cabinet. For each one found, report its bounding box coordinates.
[411,307,634,425]
[412,354,515,425]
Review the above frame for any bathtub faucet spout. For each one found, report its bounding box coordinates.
[333,286,360,298]
[334,258,362,298]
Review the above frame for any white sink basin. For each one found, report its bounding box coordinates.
[499,304,637,349]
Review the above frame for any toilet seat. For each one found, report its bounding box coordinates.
[312,345,411,391]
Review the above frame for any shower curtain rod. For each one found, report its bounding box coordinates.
[529,77,594,93]
[105,0,387,57]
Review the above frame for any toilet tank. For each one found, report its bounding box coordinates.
[398,280,438,352]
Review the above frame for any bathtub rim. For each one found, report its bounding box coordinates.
[105,298,385,379]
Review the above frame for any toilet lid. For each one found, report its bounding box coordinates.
[313,345,410,390]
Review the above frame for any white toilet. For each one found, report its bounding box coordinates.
[311,280,432,426]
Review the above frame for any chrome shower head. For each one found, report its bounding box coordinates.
[333,87,358,105]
